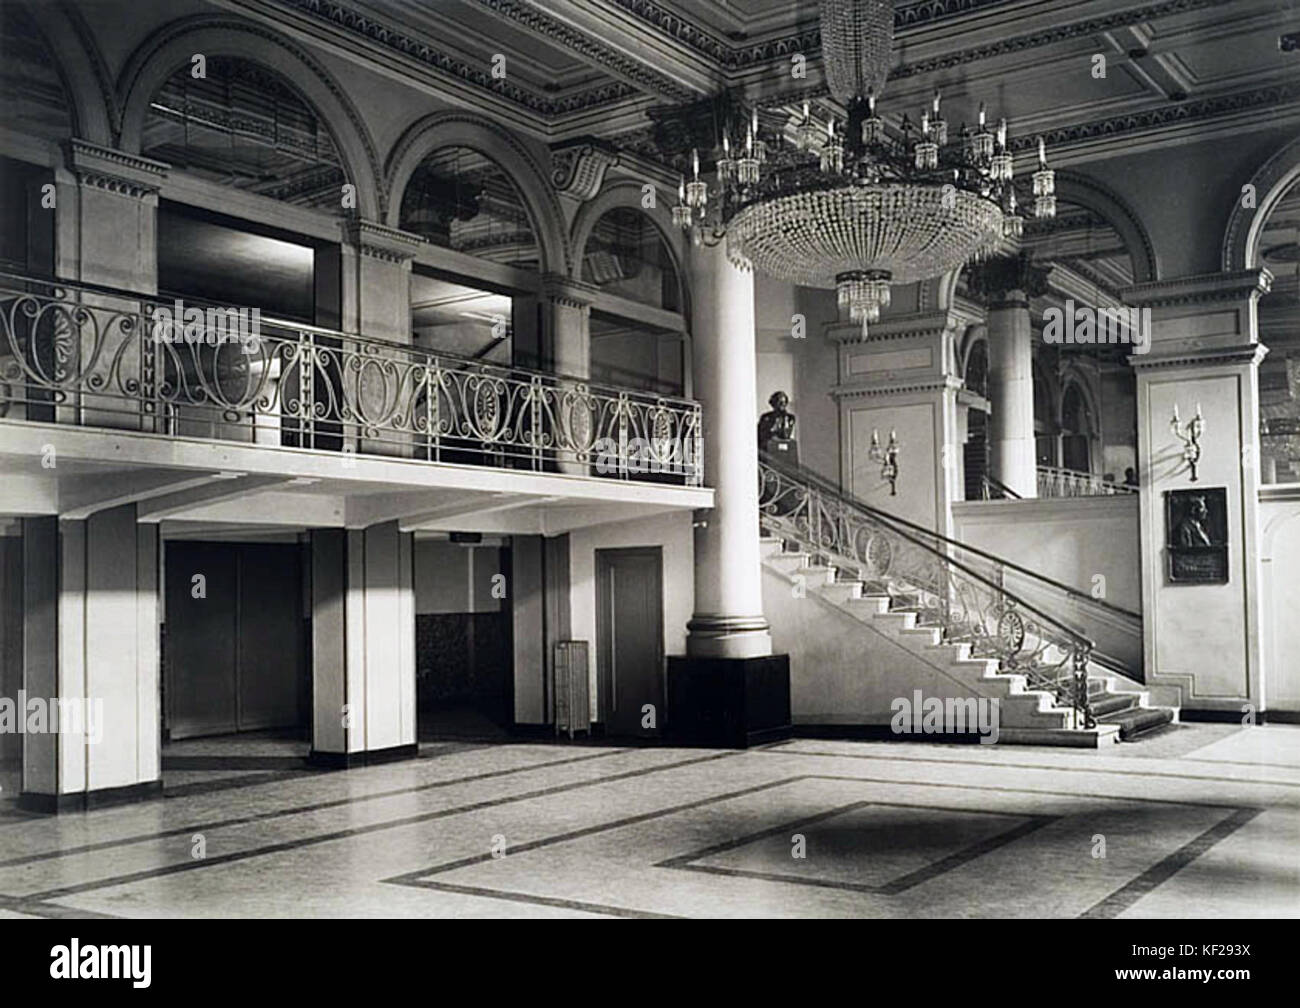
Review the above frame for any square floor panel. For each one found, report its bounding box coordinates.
[658,800,1054,894]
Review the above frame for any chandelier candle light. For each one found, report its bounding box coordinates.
[671,0,1056,337]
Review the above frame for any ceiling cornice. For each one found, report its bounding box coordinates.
[467,0,697,102]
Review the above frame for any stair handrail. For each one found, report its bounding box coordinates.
[764,451,1139,623]
[981,472,1022,500]
[758,452,1096,727]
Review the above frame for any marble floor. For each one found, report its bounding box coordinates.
[0,723,1297,918]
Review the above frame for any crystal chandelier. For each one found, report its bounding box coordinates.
[671,0,1056,337]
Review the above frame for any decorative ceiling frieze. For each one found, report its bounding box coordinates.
[468,0,697,102]
[275,0,641,115]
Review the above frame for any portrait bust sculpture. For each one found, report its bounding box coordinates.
[757,391,797,452]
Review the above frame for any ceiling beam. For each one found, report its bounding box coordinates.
[58,470,233,520]
[135,475,297,522]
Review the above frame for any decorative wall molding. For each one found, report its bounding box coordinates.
[65,139,168,197]
[1121,268,1274,308]
[831,375,965,401]
[1222,135,1300,272]
[1128,342,1269,371]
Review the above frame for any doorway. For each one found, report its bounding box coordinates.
[595,547,664,737]
[164,540,306,740]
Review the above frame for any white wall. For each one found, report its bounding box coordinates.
[952,496,1142,613]
[1261,491,1300,712]
[567,511,693,718]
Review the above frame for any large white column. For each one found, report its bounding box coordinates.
[986,302,1038,497]
[685,239,770,658]
[968,254,1052,499]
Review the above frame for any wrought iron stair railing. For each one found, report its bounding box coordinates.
[758,452,1097,728]
[0,270,703,486]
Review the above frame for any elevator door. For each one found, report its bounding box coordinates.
[165,541,303,739]
[595,548,663,737]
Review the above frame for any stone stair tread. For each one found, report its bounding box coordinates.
[1097,705,1175,740]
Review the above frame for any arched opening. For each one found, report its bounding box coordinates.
[398,146,541,365]
[1257,176,1300,484]
[143,56,346,210]
[581,207,680,312]
[579,207,685,396]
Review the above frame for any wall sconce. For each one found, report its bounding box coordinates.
[869,428,900,495]
[1170,402,1203,482]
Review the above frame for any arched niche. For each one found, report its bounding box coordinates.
[387,113,566,276]
[117,17,382,219]
[1222,135,1300,273]
[398,146,540,271]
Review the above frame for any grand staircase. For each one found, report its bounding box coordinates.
[757,453,1176,744]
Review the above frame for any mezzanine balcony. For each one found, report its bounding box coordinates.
[0,272,708,534]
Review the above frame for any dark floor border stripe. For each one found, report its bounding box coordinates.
[0,749,624,869]
[0,893,123,920]
[155,743,488,802]
[399,880,685,919]
[765,745,1300,788]
[14,752,737,904]
[1078,807,1264,919]
[383,771,784,886]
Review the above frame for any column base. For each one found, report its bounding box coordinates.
[306,743,418,769]
[685,614,772,658]
[665,654,791,748]
[18,779,163,814]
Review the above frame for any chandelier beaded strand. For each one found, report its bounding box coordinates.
[670,0,1056,337]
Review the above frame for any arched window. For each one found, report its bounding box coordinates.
[580,208,680,312]
[399,147,539,270]
[141,57,345,210]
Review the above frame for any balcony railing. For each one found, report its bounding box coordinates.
[1036,465,1136,498]
[0,272,702,486]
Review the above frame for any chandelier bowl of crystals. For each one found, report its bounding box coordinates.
[670,0,1056,337]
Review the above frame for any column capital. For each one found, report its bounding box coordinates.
[341,218,422,263]
[966,251,1053,308]
[541,272,599,310]
[1119,268,1273,310]
[65,139,168,198]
